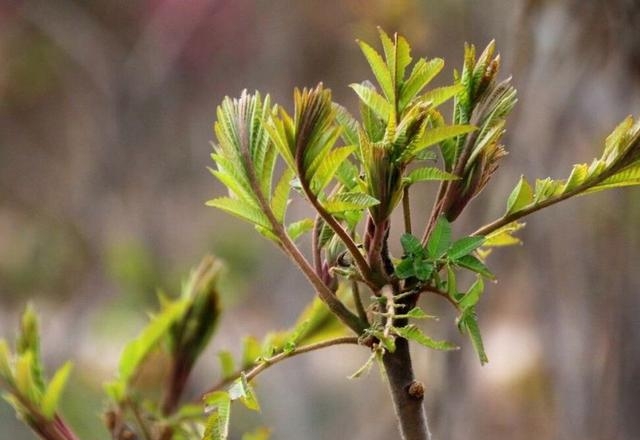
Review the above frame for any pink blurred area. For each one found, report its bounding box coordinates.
[1,1,639,439]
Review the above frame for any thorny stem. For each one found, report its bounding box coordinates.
[201,337,360,397]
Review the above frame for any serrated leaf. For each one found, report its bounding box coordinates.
[413,260,434,281]
[458,277,484,310]
[350,83,392,121]
[395,325,458,351]
[270,169,294,222]
[204,391,231,440]
[400,233,424,255]
[505,176,533,215]
[456,254,495,279]
[41,361,73,419]
[395,259,415,279]
[448,236,486,260]
[403,307,436,320]
[420,84,464,108]
[206,197,272,231]
[399,58,445,111]
[217,351,235,381]
[587,163,640,193]
[458,309,488,364]
[323,192,380,213]
[426,216,452,258]
[286,219,314,241]
[357,40,394,102]
[405,167,459,185]
[333,103,360,146]
[310,146,356,194]
[407,124,476,158]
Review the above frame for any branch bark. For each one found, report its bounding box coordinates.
[382,338,431,440]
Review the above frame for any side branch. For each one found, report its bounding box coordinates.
[201,337,360,397]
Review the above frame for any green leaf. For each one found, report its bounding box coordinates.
[458,308,488,364]
[395,325,458,351]
[286,219,314,241]
[357,39,394,102]
[402,307,436,320]
[118,299,187,384]
[310,146,356,194]
[323,192,380,213]
[458,277,484,310]
[413,260,433,281]
[228,373,261,412]
[270,169,294,223]
[399,58,445,111]
[505,175,534,215]
[0,340,12,383]
[333,103,360,146]
[395,259,415,279]
[350,83,392,121]
[204,391,231,440]
[241,336,262,368]
[456,254,494,279]
[446,264,457,299]
[206,197,272,231]
[41,361,73,419]
[407,124,476,158]
[482,221,525,248]
[400,233,424,255]
[448,236,485,260]
[420,84,464,108]
[217,351,235,381]
[426,216,452,258]
[405,167,459,185]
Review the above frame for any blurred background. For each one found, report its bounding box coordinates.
[1,0,639,439]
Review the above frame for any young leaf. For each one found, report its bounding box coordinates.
[206,198,272,231]
[286,219,314,241]
[350,83,392,121]
[399,58,445,111]
[118,300,187,384]
[456,255,494,279]
[394,325,458,351]
[482,221,525,248]
[447,236,486,260]
[395,259,416,279]
[426,216,452,258]
[217,351,235,380]
[40,361,73,419]
[400,233,424,256]
[458,276,484,310]
[457,308,488,364]
[413,260,434,281]
[322,192,380,213]
[242,336,262,368]
[420,84,464,108]
[0,340,12,382]
[505,175,533,215]
[405,167,459,185]
[357,39,394,102]
[402,307,436,320]
[310,146,356,194]
[229,373,261,412]
[204,391,231,440]
[270,169,295,222]
[405,124,476,158]
[333,103,360,146]
[446,264,457,299]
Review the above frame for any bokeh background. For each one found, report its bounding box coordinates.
[1,0,639,439]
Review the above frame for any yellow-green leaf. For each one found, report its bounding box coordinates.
[206,197,272,230]
[350,83,392,121]
[399,58,445,111]
[357,39,394,102]
[505,176,533,215]
[41,361,73,419]
[420,84,464,108]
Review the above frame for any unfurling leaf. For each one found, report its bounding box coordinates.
[505,175,533,215]
[41,361,73,419]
